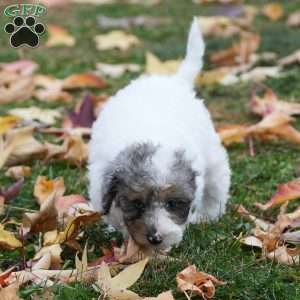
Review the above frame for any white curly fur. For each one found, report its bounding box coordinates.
[89,19,231,243]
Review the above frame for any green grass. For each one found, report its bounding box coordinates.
[1,0,300,299]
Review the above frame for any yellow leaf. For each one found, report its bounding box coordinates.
[94,31,141,51]
[0,116,20,135]
[0,224,22,250]
[262,3,284,21]
[145,52,181,75]
[46,24,76,47]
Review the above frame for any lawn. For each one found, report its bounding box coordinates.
[0,0,300,299]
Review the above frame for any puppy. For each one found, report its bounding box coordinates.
[89,19,231,251]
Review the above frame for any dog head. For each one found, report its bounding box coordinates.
[101,142,198,250]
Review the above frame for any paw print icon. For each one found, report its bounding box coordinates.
[4,16,45,48]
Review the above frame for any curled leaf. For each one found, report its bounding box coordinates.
[176,265,225,300]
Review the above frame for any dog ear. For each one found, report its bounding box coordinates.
[102,175,120,214]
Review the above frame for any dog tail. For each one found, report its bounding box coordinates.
[176,18,205,84]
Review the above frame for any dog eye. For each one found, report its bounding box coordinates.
[165,199,186,210]
[132,200,145,211]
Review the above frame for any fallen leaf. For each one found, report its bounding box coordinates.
[45,134,88,166]
[23,192,58,235]
[63,73,108,90]
[34,75,73,103]
[96,62,141,78]
[64,94,96,128]
[0,282,21,300]
[34,176,65,205]
[210,33,260,66]
[0,116,20,135]
[96,258,149,299]
[0,59,38,76]
[197,16,242,37]
[94,30,141,51]
[240,236,263,248]
[267,245,299,265]
[0,71,34,104]
[0,179,24,202]
[287,11,300,27]
[55,194,88,216]
[251,87,300,117]
[145,52,181,75]
[262,3,284,21]
[176,265,225,300]
[0,224,22,250]
[8,107,61,125]
[144,291,174,300]
[5,166,31,180]
[217,124,249,146]
[255,178,300,210]
[97,15,170,29]
[46,24,76,47]
[0,127,46,168]
[34,244,63,269]
[279,50,300,66]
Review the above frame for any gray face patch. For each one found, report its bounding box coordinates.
[101,142,197,247]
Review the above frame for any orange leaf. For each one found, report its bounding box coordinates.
[256,178,300,210]
[176,265,225,300]
[63,73,108,90]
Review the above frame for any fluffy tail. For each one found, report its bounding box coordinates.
[176,18,205,84]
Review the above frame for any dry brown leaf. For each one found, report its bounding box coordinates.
[34,176,66,205]
[176,265,225,300]
[46,24,76,47]
[267,246,299,265]
[0,71,34,104]
[262,3,284,21]
[279,50,300,66]
[0,224,22,250]
[8,107,61,125]
[23,192,58,235]
[34,74,73,103]
[145,52,181,75]
[63,73,108,90]
[5,166,31,180]
[251,88,300,117]
[287,11,300,27]
[45,134,88,166]
[34,244,63,269]
[219,112,300,146]
[210,33,260,66]
[94,30,141,51]
[197,16,242,37]
[255,178,300,210]
[217,124,249,146]
[0,282,20,300]
[55,210,101,247]
[0,127,46,169]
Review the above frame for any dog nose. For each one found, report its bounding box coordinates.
[147,232,163,245]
